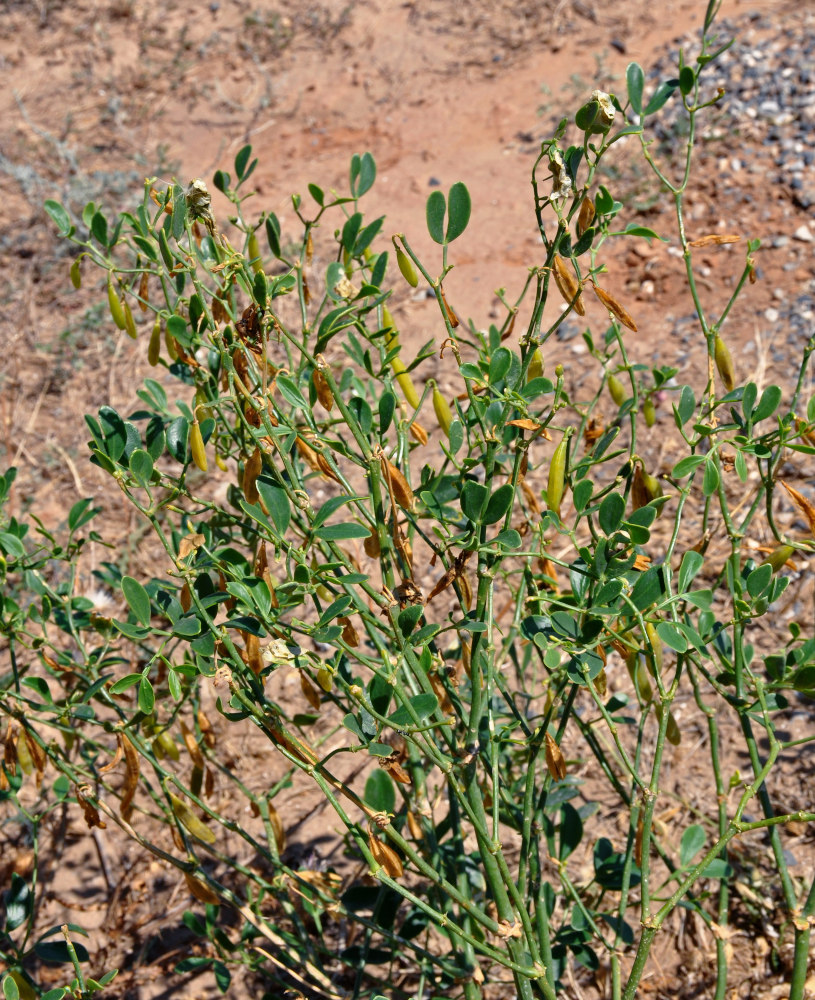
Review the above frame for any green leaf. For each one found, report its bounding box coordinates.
[752,384,782,423]
[4,874,31,931]
[276,374,309,410]
[138,676,155,714]
[676,385,696,425]
[171,183,187,240]
[626,63,644,115]
[678,550,704,593]
[656,621,688,652]
[680,824,706,866]
[397,604,424,638]
[702,457,719,497]
[742,381,757,421]
[699,858,733,879]
[129,449,154,488]
[350,152,376,198]
[68,498,99,533]
[494,528,522,549]
[672,455,705,479]
[630,567,664,611]
[3,973,21,1000]
[307,182,324,206]
[644,79,680,115]
[235,144,252,179]
[315,523,370,540]
[91,210,109,247]
[445,182,471,242]
[44,199,73,236]
[122,576,151,627]
[599,493,625,535]
[679,65,695,95]
[483,484,514,524]
[387,693,438,728]
[364,770,396,813]
[265,214,281,257]
[426,190,446,244]
[313,495,367,530]
[109,673,142,694]
[460,481,488,522]
[621,224,665,243]
[255,478,291,535]
[747,563,772,599]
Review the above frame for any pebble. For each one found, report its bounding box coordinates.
[793,225,813,242]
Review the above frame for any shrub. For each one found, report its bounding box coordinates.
[3,2,815,997]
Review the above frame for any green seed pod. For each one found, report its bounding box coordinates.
[644,621,663,678]
[247,231,262,274]
[643,398,656,427]
[714,334,736,392]
[190,420,208,472]
[625,651,653,702]
[762,544,795,573]
[391,357,420,410]
[70,257,82,289]
[159,228,174,270]
[433,385,452,435]
[655,704,681,745]
[107,278,127,330]
[148,317,161,366]
[396,246,419,287]
[527,348,545,382]
[607,374,626,407]
[382,306,399,349]
[123,300,138,340]
[546,435,568,516]
[168,791,215,844]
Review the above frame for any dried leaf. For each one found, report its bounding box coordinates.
[780,480,815,536]
[76,785,106,830]
[364,528,381,558]
[427,566,457,603]
[339,616,359,646]
[409,420,429,446]
[577,196,595,236]
[439,284,459,328]
[137,270,150,311]
[407,810,423,839]
[245,632,264,675]
[178,533,206,560]
[544,732,567,781]
[383,755,412,785]
[688,233,741,247]
[316,451,341,482]
[312,367,334,411]
[428,673,454,716]
[592,283,638,332]
[269,802,286,852]
[632,465,650,511]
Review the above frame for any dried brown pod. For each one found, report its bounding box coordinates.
[552,255,585,316]
[439,284,459,328]
[180,720,205,770]
[381,456,414,510]
[592,283,638,332]
[269,802,286,852]
[312,367,334,411]
[184,872,221,905]
[76,786,106,830]
[368,831,403,878]
[339,616,360,646]
[576,196,596,236]
[544,732,567,781]
[410,421,429,446]
[244,446,262,505]
[180,583,192,613]
[688,233,741,247]
[364,528,381,558]
[120,735,139,821]
[137,271,150,311]
[780,480,815,536]
[300,672,322,712]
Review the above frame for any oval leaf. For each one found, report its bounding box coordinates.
[445,182,471,242]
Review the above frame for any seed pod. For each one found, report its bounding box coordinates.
[159,228,174,269]
[439,284,459,328]
[300,672,321,711]
[70,257,82,289]
[137,270,150,311]
[184,872,221,905]
[120,735,139,821]
[155,730,180,761]
[107,277,127,330]
[407,810,423,840]
[655,704,681,745]
[592,283,638,332]
[169,791,216,844]
[269,803,285,852]
[147,317,161,366]
[762,544,796,573]
[305,230,314,265]
[381,456,414,509]
[368,832,403,878]
[546,435,568,516]
[243,446,262,504]
[390,357,421,410]
[643,398,656,427]
[190,420,208,472]
[544,732,567,780]
[527,348,545,382]
[396,246,419,287]
[123,300,138,339]
[626,651,653,702]
[364,528,380,558]
[607,374,626,406]
[433,386,452,435]
[576,196,595,236]
[552,255,585,316]
[644,621,663,678]
[312,367,334,411]
[382,306,399,348]
[714,334,736,392]
[632,465,650,511]
[165,327,179,361]
[316,665,333,691]
[247,231,262,274]
[410,420,428,446]
[339,616,359,647]
[641,469,662,502]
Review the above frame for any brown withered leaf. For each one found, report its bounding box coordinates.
[120,735,139,821]
[339,616,359,646]
[99,739,124,774]
[631,465,650,511]
[428,673,454,716]
[406,810,423,839]
[552,255,586,316]
[76,785,106,830]
[583,417,605,445]
[316,451,341,483]
[312,366,334,411]
[382,754,412,785]
[544,732,567,781]
[295,436,321,471]
[364,528,381,558]
[244,632,264,675]
[197,710,215,749]
[178,533,206,560]
[688,233,741,247]
[137,271,150,312]
[427,567,456,603]
[592,283,638,332]
[269,803,286,852]
[392,579,423,609]
[780,480,815,536]
[440,284,459,328]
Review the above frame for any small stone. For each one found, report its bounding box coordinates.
[765,307,780,323]
[793,225,813,242]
